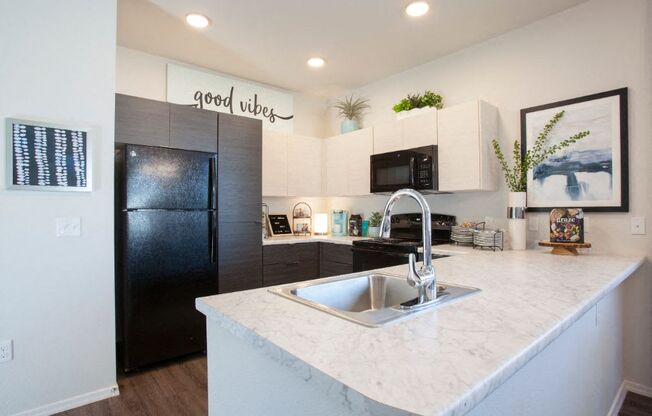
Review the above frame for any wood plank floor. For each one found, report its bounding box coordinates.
[56,354,652,416]
[57,354,207,416]
[619,392,652,416]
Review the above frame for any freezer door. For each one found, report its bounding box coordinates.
[124,144,217,210]
[120,210,218,370]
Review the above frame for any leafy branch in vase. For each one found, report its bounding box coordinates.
[491,110,591,192]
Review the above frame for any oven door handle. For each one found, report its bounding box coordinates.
[351,247,412,258]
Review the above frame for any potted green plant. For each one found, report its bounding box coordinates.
[491,110,590,250]
[333,94,370,134]
[367,212,383,237]
[392,90,443,119]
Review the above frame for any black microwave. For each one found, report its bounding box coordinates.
[370,145,438,194]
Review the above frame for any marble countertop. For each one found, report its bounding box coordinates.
[197,250,643,416]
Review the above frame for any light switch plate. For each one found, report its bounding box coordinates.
[56,216,82,237]
[584,216,589,233]
[631,216,646,235]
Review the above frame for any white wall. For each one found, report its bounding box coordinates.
[326,0,651,254]
[116,46,330,138]
[0,1,118,415]
[325,0,652,389]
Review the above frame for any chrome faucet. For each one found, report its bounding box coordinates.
[379,188,437,305]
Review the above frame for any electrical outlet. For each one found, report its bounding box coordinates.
[56,216,81,237]
[0,340,13,363]
[631,216,646,235]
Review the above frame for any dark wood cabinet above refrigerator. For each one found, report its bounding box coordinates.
[115,94,218,153]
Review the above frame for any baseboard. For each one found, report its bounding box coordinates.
[11,385,119,416]
[624,380,652,398]
[607,379,652,416]
[607,381,627,416]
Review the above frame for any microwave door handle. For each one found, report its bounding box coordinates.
[409,157,416,188]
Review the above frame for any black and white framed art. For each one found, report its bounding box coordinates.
[6,118,92,192]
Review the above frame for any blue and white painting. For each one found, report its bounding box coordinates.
[524,93,624,210]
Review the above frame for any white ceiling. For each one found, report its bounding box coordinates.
[118,0,587,96]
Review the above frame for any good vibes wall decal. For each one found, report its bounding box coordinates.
[192,86,293,124]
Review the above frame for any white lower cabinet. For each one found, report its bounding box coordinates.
[437,100,497,192]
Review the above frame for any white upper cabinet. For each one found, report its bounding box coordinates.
[344,128,373,196]
[372,110,438,154]
[262,130,288,196]
[402,111,438,149]
[324,128,373,197]
[372,120,403,154]
[324,134,348,197]
[287,134,322,196]
[437,101,497,192]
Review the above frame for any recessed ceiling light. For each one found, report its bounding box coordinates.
[405,1,430,17]
[185,13,210,29]
[307,57,325,68]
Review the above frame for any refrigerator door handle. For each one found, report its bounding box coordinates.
[210,210,217,264]
[209,156,217,210]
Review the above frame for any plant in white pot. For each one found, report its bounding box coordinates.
[367,212,383,237]
[392,90,443,119]
[333,94,370,134]
[491,110,590,250]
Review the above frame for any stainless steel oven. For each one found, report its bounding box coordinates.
[370,145,438,194]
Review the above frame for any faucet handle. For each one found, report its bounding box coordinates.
[407,253,420,287]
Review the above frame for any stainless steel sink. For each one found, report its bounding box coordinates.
[269,272,480,327]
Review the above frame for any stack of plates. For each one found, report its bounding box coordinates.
[473,229,503,248]
[451,225,475,244]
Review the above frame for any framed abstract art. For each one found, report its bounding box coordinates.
[520,88,628,212]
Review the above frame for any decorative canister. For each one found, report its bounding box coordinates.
[331,210,349,237]
[507,192,527,250]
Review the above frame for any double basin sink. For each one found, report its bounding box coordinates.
[270,271,480,327]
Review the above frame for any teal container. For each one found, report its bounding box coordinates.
[361,219,369,237]
[340,118,360,134]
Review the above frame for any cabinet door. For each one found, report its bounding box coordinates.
[437,101,481,192]
[372,120,403,154]
[263,243,319,286]
[115,94,169,147]
[218,222,262,293]
[262,130,288,196]
[169,104,218,152]
[324,134,348,196]
[478,101,498,191]
[346,128,373,196]
[218,113,262,223]
[287,134,321,196]
[403,111,437,148]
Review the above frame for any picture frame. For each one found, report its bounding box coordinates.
[5,118,93,192]
[520,88,628,212]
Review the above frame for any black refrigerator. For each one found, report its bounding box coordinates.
[115,144,218,371]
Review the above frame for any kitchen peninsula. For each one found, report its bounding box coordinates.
[197,249,643,416]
